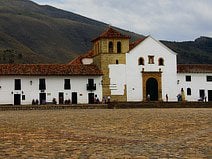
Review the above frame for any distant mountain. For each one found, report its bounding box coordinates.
[0,0,211,64]
[161,36,212,64]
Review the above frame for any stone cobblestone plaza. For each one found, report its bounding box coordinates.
[0,108,211,158]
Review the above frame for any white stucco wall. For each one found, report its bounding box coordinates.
[109,64,126,95]
[0,75,102,105]
[82,58,93,65]
[126,36,178,101]
[177,73,212,101]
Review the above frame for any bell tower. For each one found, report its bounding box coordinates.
[92,27,130,100]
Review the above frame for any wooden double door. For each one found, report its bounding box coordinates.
[14,94,21,105]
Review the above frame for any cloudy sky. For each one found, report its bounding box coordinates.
[33,0,212,41]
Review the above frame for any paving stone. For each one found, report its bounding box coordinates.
[0,108,211,158]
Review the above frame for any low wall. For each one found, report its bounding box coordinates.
[108,101,212,109]
[0,104,108,111]
[0,102,211,111]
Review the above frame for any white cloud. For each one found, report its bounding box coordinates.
[33,0,212,41]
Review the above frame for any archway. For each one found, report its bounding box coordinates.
[146,78,158,101]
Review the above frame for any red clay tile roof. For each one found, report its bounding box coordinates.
[0,64,102,76]
[129,37,146,51]
[92,27,130,42]
[68,56,82,65]
[177,64,212,73]
[68,50,94,65]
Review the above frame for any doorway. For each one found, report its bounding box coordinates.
[88,93,94,104]
[199,89,205,100]
[208,90,212,101]
[39,93,46,105]
[72,92,77,104]
[59,92,64,104]
[146,78,158,101]
[142,72,162,101]
[14,94,21,105]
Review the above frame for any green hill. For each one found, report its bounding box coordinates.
[0,0,211,64]
[161,37,212,64]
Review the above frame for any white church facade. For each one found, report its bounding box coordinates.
[0,27,211,105]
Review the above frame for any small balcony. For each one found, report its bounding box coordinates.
[87,83,96,91]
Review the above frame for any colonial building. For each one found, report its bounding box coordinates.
[0,27,211,105]
[0,64,103,105]
[177,64,212,101]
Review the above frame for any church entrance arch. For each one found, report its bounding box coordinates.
[142,72,162,101]
[146,78,158,101]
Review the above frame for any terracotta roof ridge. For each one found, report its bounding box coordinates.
[68,55,83,65]
[68,50,94,65]
[177,64,212,73]
[92,27,130,42]
[0,63,103,76]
